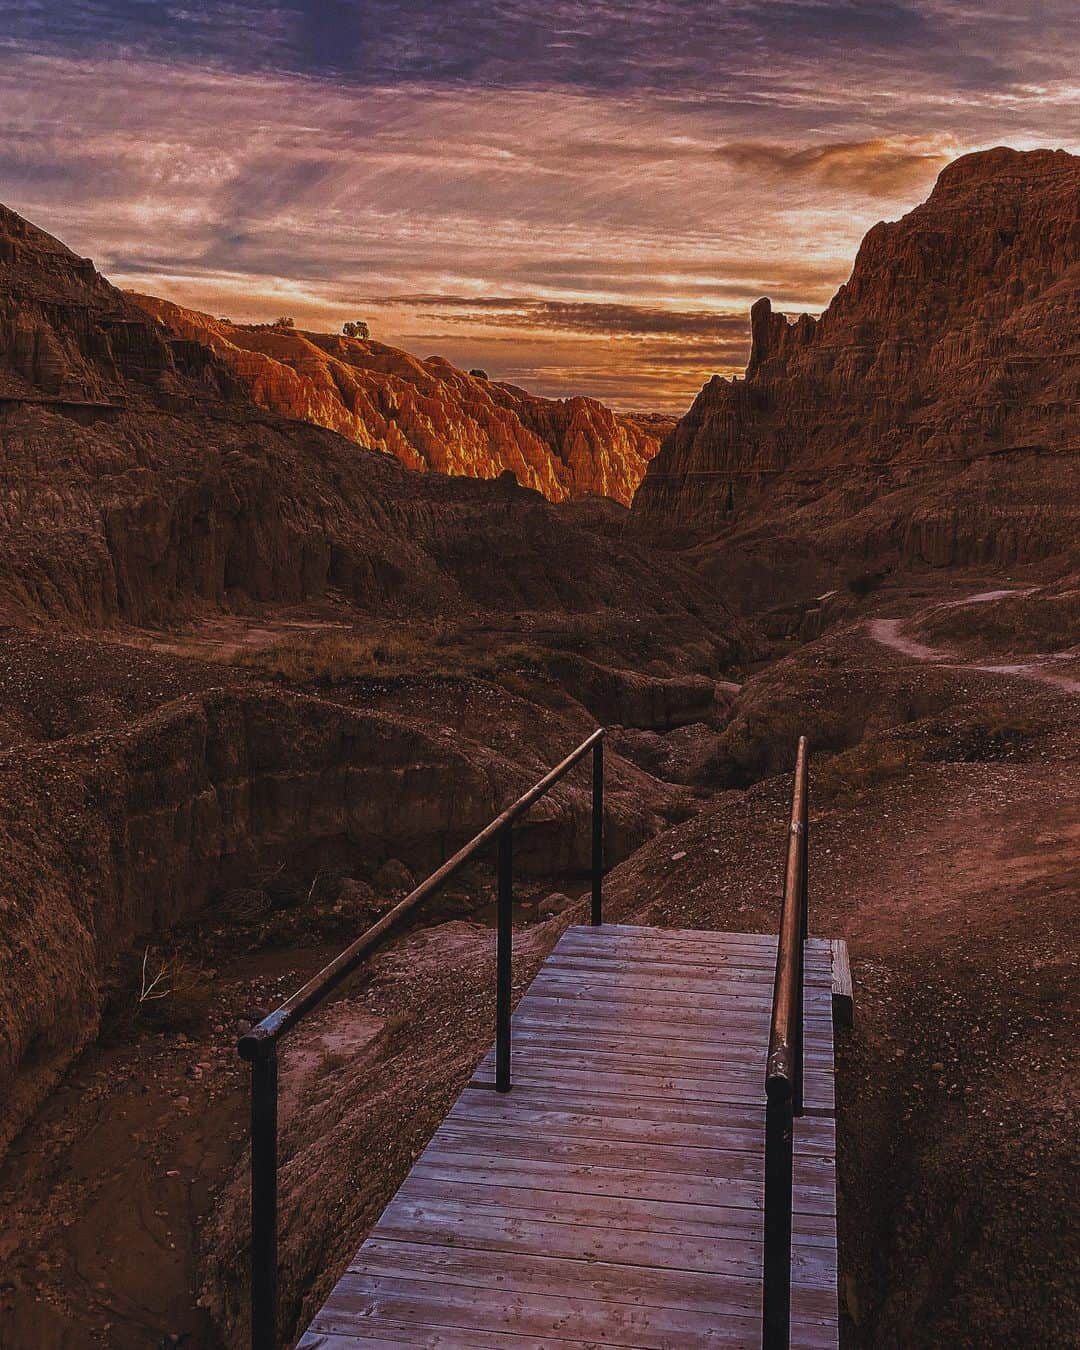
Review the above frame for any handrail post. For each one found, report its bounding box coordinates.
[245,1040,278,1350]
[495,822,513,1091]
[763,1081,794,1350]
[763,734,810,1347]
[794,742,808,1118]
[591,738,604,926]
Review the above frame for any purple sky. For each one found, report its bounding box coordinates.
[2,2,1078,411]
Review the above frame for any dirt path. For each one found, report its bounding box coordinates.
[867,602,1080,694]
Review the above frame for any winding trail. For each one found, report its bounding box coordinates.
[867,597,1080,695]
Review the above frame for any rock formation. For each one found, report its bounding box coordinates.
[0,201,743,1152]
[632,148,1080,572]
[128,295,663,505]
[0,205,696,630]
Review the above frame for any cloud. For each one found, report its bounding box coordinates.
[1,4,1078,411]
[375,297,750,340]
[714,138,952,195]
[10,1,1079,100]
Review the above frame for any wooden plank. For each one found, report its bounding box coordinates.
[494,1024,835,1061]
[481,1030,835,1069]
[478,1059,835,1112]
[448,1086,836,1152]
[349,1238,837,1309]
[596,923,833,953]
[409,1153,837,1217]
[423,1132,836,1198]
[531,967,783,1002]
[315,1272,839,1348]
[562,925,833,959]
[300,1320,596,1347]
[503,1025,834,1063]
[314,1274,758,1348]
[511,996,834,1037]
[454,1075,837,1145]
[367,1207,836,1287]
[554,930,833,965]
[831,938,854,1027]
[296,922,840,1348]
[548,939,837,982]
[558,924,834,961]
[388,1178,837,1244]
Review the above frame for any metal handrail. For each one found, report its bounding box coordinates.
[238,727,606,1350]
[763,734,810,1349]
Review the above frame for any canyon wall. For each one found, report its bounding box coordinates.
[632,148,1080,571]
[129,295,665,505]
[0,204,697,630]
[0,675,674,1155]
[0,201,741,1149]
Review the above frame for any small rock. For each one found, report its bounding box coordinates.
[538,892,575,918]
[334,877,379,919]
[373,858,415,896]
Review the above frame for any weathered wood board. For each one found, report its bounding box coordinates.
[298,924,841,1348]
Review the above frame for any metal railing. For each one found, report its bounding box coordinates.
[763,734,810,1349]
[237,727,606,1350]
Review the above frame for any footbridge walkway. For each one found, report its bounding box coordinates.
[239,733,851,1349]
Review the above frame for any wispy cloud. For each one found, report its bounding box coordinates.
[2,2,1079,410]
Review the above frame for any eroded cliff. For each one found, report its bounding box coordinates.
[0,201,744,1155]
[633,147,1080,572]
[129,296,663,504]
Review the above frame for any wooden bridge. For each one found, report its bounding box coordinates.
[240,733,850,1349]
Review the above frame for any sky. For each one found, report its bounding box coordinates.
[2,3,1078,412]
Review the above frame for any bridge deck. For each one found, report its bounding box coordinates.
[298,923,840,1348]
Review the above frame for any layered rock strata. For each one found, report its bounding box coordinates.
[633,148,1080,571]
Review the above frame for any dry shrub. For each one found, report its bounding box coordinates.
[921,703,1050,763]
[846,565,889,598]
[816,738,923,799]
[377,1010,413,1056]
[102,945,214,1041]
[817,700,1050,801]
[234,633,435,683]
[232,629,544,687]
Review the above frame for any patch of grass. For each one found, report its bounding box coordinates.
[233,632,446,683]
[320,1050,350,1075]
[231,629,549,688]
[921,703,1050,763]
[377,1010,413,1056]
[816,738,923,799]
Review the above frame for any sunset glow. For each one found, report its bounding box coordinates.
[3,2,1078,411]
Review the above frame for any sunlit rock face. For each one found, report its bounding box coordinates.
[633,148,1080,568]
[128,296,666,505]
